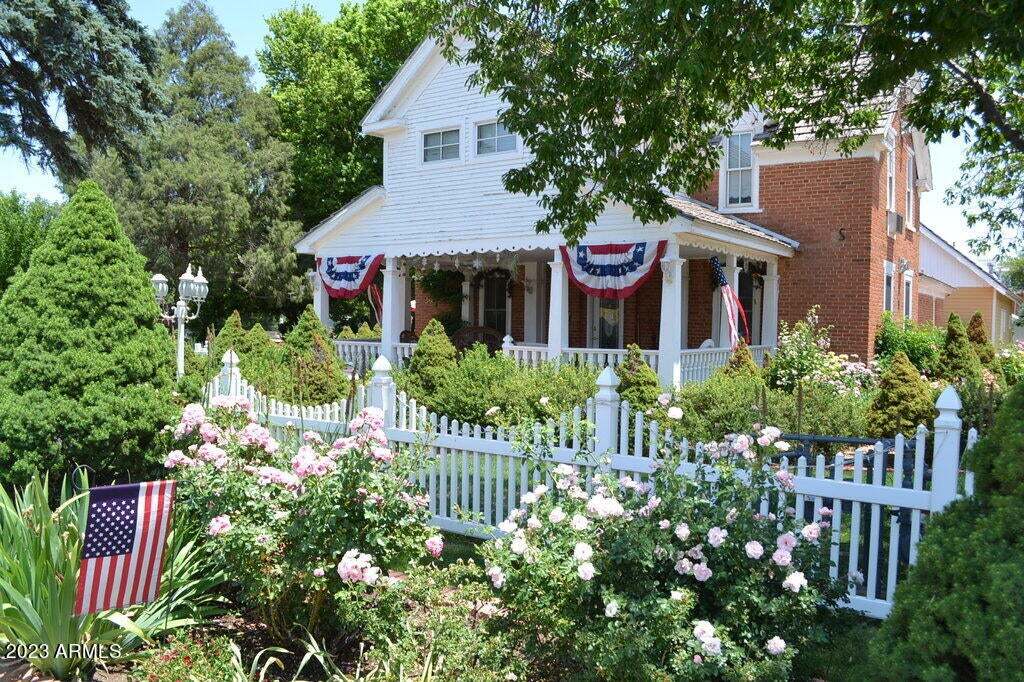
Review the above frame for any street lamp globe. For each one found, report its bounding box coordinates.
[192,267,209,303]
[178,264,196,300]
[150,273,169,304]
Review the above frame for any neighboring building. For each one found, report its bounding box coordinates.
[294,39,944,384]
[918,225,1022,343]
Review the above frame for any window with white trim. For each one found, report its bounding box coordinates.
[906,151,915,229]
[903,271,914,319]
[884,261,894,312]
[476,121,516,155]
[423,129,460,162]
[885,131,896,211]
[726,132,753,206]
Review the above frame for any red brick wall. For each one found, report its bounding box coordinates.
[688,260,715,347]
[412,288,452,335]
[692,124,919,358]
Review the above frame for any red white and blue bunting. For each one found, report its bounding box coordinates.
[316,255,384,300]
[560,241,668,300]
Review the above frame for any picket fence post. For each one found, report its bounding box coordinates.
[370,355,396,427]
[930,385,963,512]
[594,366,620,455]
[502,334,515,357]
[218,350,241,398]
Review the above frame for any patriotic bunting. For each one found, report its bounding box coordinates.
[74,481,176,616]
[710,256,750,348]
[317,255,385,299]
[560,241,668,300]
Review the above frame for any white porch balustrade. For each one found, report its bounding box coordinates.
[334,339,382,374]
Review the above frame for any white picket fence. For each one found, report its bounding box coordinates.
[208,351,979,619]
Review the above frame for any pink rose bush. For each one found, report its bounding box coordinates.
[164,401,436,638]
[479,425,845,679]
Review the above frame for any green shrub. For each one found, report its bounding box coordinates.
[0,475,222,680]
[135,635,252,682]
[404,318,457,396]
[966,381,1024,501]
[167,400,435,641]
[213,310,248,357]
[873,311,943,377]
[338,325,357,339]
[483,432,846,679]
[615,343,661,410]
[870,497,1024,681]
[402,344,595,427]
[866,352,936,437]
[724,340,761,377]
[0,182,176,486]
[967,311,996,367]
[998,343,1024,387]
[937,314,982,385]
[765,307,872,395]
[355,321,376,339]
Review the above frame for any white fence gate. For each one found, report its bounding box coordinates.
[208,351,979,619]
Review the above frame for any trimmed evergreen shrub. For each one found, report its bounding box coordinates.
[723,340,760,376]
[405,318,457,395]
[355,321,376,339]
[212,310,247,357]
[281,306,349,403]
[0,182,176,485]
[937,314,982,385]
[870,496,1024,681]
[967,311,996,367]
[871,381,1024,681]
[338,325,356,339]
[966,381,1024,501]
[615,344,661,411]
[866,352,935,437]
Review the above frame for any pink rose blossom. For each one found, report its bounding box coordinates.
[707,527,728,548]
[777,532,798,551]
[577,561,595,580]
[745,541,764,559]
[425,535,444,558]
[766,637,786,655]
[801,522,821,543]
[207,515,231,536]
[782,571,808,593]
[772,549,792,567]
[692,563,712,582]
[674,523,691,541]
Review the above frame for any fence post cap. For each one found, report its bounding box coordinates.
[935,385,962,412]
[221,349,239,366]
[596,365,620,389]
[371,354,393,373]
[502,334,514,346]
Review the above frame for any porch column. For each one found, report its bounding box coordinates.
[523,261,540,343]
[761,260,780,348]
[459,269,472,323]
[680,260,690,349]
[717,254,739,347]
[547,251,569,361]
[381,257,405,363]
[658,254,685,387]
[309,269,332,329]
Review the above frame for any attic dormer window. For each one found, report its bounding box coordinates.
[423,129,460,162]
[726,132,753,206]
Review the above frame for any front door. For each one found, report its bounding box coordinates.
[588,297,623,349]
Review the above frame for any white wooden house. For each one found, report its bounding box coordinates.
[295,39,800,385]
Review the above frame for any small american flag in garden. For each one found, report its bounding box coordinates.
[710,256,749,347]
[74,481,176,616]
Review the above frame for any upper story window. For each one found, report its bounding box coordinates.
[885,133,896,211]
[476,122,516,155]
[906,151,915,229]
[423,129,460,162]
[726,132,753,206]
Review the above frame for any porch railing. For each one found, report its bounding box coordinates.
[563,347,661,372]
[334,339,382,375]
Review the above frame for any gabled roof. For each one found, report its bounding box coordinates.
[293,186,386,254]
[920,224,1022,303]
[361,38,439,131]
[666,195,800,250]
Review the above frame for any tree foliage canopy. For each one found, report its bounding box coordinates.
[0,191,60,298]
[440,0,1024,245]
[259,0,436,228]
[0,0,163,178]
[85,0,304,327]
[0,181,175,486]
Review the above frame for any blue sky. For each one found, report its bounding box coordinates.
[0,1,980,254]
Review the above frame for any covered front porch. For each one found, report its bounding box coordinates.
[320,237,790,386]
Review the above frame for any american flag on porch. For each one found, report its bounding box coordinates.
[74,481,177,616]
[710,256,749,348]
